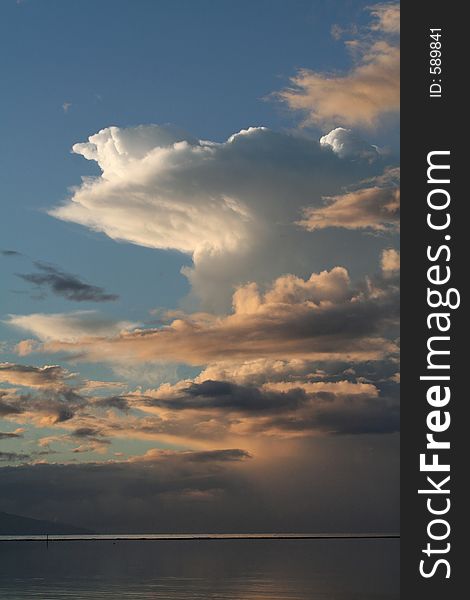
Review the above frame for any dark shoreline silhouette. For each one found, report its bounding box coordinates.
[0,511,93,536]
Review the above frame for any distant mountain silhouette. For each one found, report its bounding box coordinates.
[0,511,93,535]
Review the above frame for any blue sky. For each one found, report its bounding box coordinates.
[0,0,400,533]
[0,0,392,347]
[0,0,389,351]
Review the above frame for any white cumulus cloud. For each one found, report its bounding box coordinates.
[50,124,390,309]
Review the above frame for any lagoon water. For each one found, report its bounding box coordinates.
[0,537,399,599]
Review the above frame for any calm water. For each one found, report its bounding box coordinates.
[0,537,399,599]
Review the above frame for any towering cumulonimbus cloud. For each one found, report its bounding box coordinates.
[0,2,401,535]
[49,124,394,310]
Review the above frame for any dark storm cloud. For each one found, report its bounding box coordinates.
[0,362,71,388]
[178,449,252,463]
[17,262,118,302]
[71,427,103,438]
[0,449,252,529]
[68,427,111,451]
[0,362,399,442]
[148,380,306,414]
[315,401,399,434]
[94,395,130,412]
[0,392,23,416]
[21,393,77,423]
[0,388,85,424]
[261,395,400,435]
[134,378,399,437]
[0,363,99,428]
[0,435,399,534]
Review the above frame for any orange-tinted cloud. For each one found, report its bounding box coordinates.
[277,4,400,128]
[12,268,397,366]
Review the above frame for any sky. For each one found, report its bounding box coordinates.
[0,0,400,533]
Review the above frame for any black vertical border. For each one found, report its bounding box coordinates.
[401,2,465,597]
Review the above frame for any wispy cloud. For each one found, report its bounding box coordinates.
[6,311,135,342]
[17,262,118,302]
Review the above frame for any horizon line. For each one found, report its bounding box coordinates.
[0,532,400,543]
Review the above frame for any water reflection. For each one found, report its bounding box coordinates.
[0,539,399,599]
